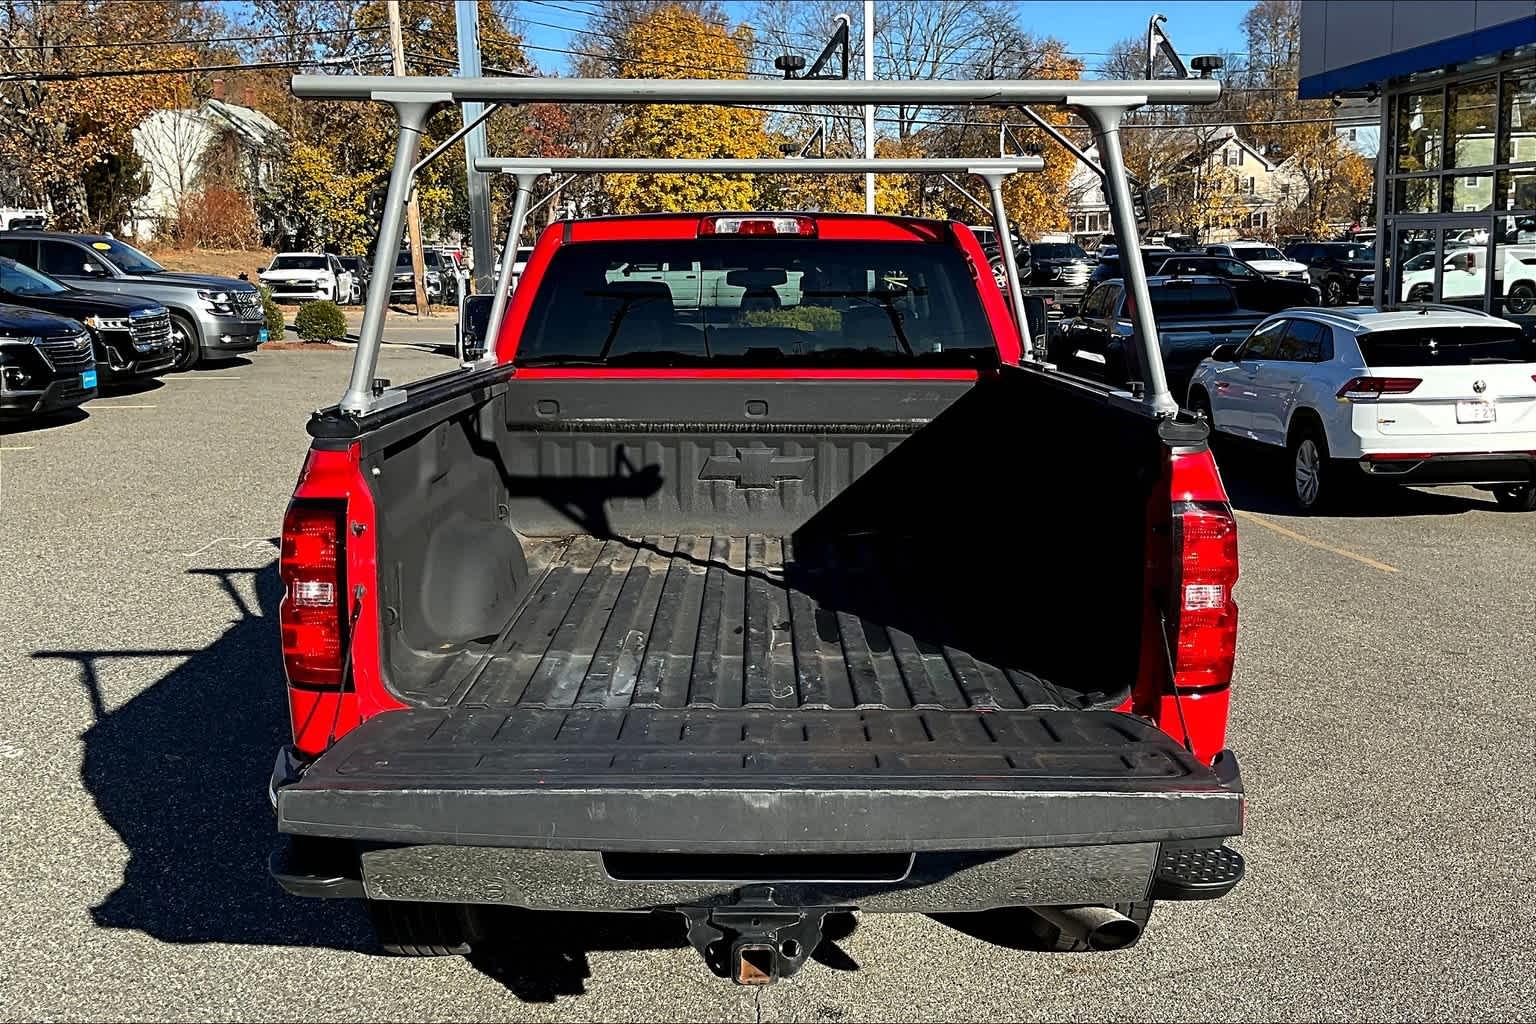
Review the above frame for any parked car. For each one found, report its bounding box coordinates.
[271,212,1247,976]
[1200,242,1310,282]
[0,303,97,417]
[1052,275,1266,399]
[335,256,368,303]
[0,231,264,370]
[0,257,172,384]
[1283,241,1375,306]
[1087,246,1175,288]
[1026,239,1093,290]
[1187,307,1536,512]
[1150,253,1321,312]
[385,248,460,304]
[258,252,354,305]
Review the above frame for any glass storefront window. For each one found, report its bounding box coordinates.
[1396,90,1443,172]
[1439,227,1489,309]
[1492,216,1536,324]
[1445,174,1494,212]
[1447,79,1496,168]
[1394,178,1438,213]
[1500,72,1536,165]
[1392,229,1435,304]
[1497,169,1536,211]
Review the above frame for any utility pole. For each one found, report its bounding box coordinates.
[863,0,875,213]
[456,0,493,295]
[387,0,431,315]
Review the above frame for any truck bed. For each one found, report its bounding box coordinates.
[427,532,1122,714]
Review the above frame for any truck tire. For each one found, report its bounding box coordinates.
[1188,388,1213,424]
[1323,277,1347,306]
[1507,282,1536,315]
[169,312,200,372]
[1407,283,1432,303]
[1027,901,1155,952]
[367,899,481,956]
[1493,484,1536,512]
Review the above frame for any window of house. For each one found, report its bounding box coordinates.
[1246,177,1256,195]
[1348,128,1358,142]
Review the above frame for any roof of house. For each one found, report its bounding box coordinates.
[199,99,284,148]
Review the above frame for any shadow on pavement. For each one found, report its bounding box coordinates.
[1211,443,1491,518]
[100,377,165,397]
[0,407,89,435]
[468,911,691,1002]
[36,559,371,953]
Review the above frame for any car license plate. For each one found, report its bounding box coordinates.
[81,369,97,390]
[1457,400,1495,423]
[259,327,270,342]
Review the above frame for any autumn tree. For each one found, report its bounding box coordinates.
[0,0,228,230]
[1236,0,1374,234]
[601,4,778,214]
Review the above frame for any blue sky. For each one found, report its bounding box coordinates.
[511,0,1254,76]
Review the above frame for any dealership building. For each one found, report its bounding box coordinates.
[1300,0,1536,329]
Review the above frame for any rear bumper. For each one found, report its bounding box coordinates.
[270,830,1245,912]
[1359,451,1536,485]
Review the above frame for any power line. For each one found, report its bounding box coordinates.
[0,25,362,52]
[0,53,389,83]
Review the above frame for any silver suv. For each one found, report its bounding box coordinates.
[0,232,264,370]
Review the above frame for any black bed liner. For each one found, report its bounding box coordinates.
[277,705,1243,852]
[420,533,1123,713]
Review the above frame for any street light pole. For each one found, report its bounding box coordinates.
[387,0,431,316]
[863,0,874,213]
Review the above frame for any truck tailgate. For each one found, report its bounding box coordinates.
[277,707,1242,853]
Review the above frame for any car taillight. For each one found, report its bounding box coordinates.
[1170,501,1239,691]
[1336,376,1421,399]
[280,499,347,688]
[699,216,816,237]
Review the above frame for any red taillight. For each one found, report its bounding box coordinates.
[1336,376,1421,399]
[699,215,817,237]
[1170,502,1239,691]
[280,500,347,688]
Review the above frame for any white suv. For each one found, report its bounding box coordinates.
[1186,307,1536,512]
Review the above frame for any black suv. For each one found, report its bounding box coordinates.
[0,257,172,383]
[1283,241,1375,305]
[1148,253,1321,312]
[1027,240,1094,291]
[0,303,98,417]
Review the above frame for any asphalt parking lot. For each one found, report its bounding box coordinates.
[2,346,1533,1022]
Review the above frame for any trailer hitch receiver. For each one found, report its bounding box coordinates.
[680,889,839,985]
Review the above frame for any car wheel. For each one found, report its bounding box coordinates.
[169,312,200,372]
[1287,422,1330,513]
[1408,283,1433,303]
[990,257,1009,290]
[1493,484,1536,512]
[1507,282,1536,315]
[367,899,482,956]
[1324,277,1346,306]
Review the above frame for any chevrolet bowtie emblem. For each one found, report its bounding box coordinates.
[700,446,814,489]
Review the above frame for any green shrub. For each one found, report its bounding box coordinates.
[259,286,286,339]
[737,305,843,332]
[294,299,348,342]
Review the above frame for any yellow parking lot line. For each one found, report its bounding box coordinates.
[0,445,35,451]
[1236,510,1399,574]
[90,403,157,409]
[164,375,242,381]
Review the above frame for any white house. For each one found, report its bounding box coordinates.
[130,96,283,241]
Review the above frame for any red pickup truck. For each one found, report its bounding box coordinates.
[269,210,1244,983]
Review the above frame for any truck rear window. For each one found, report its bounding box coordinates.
[514,239,998,368]
[1358,326,1534,366]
